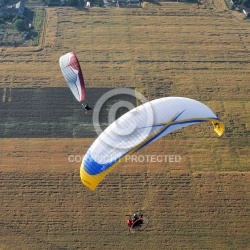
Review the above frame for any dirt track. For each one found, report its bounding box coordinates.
[0,0,249,249]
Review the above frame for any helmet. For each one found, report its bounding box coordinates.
[133,213,139,219]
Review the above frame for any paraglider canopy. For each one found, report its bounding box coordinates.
[80,97,225,191]
[59,52,86,103]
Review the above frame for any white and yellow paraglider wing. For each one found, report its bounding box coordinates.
[80,97,225,191]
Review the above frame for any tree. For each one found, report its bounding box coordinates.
[95,0,104,7]
[243,0,250,7]
[236,0,250,8]
[68,0,78,6]
[3,13,16,22]
[14,19,25,31]
[13,15,24,23]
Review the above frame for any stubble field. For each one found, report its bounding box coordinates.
[0,0,249,249]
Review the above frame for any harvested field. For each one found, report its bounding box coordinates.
[0,0,249,249]
[0,170,249,250]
